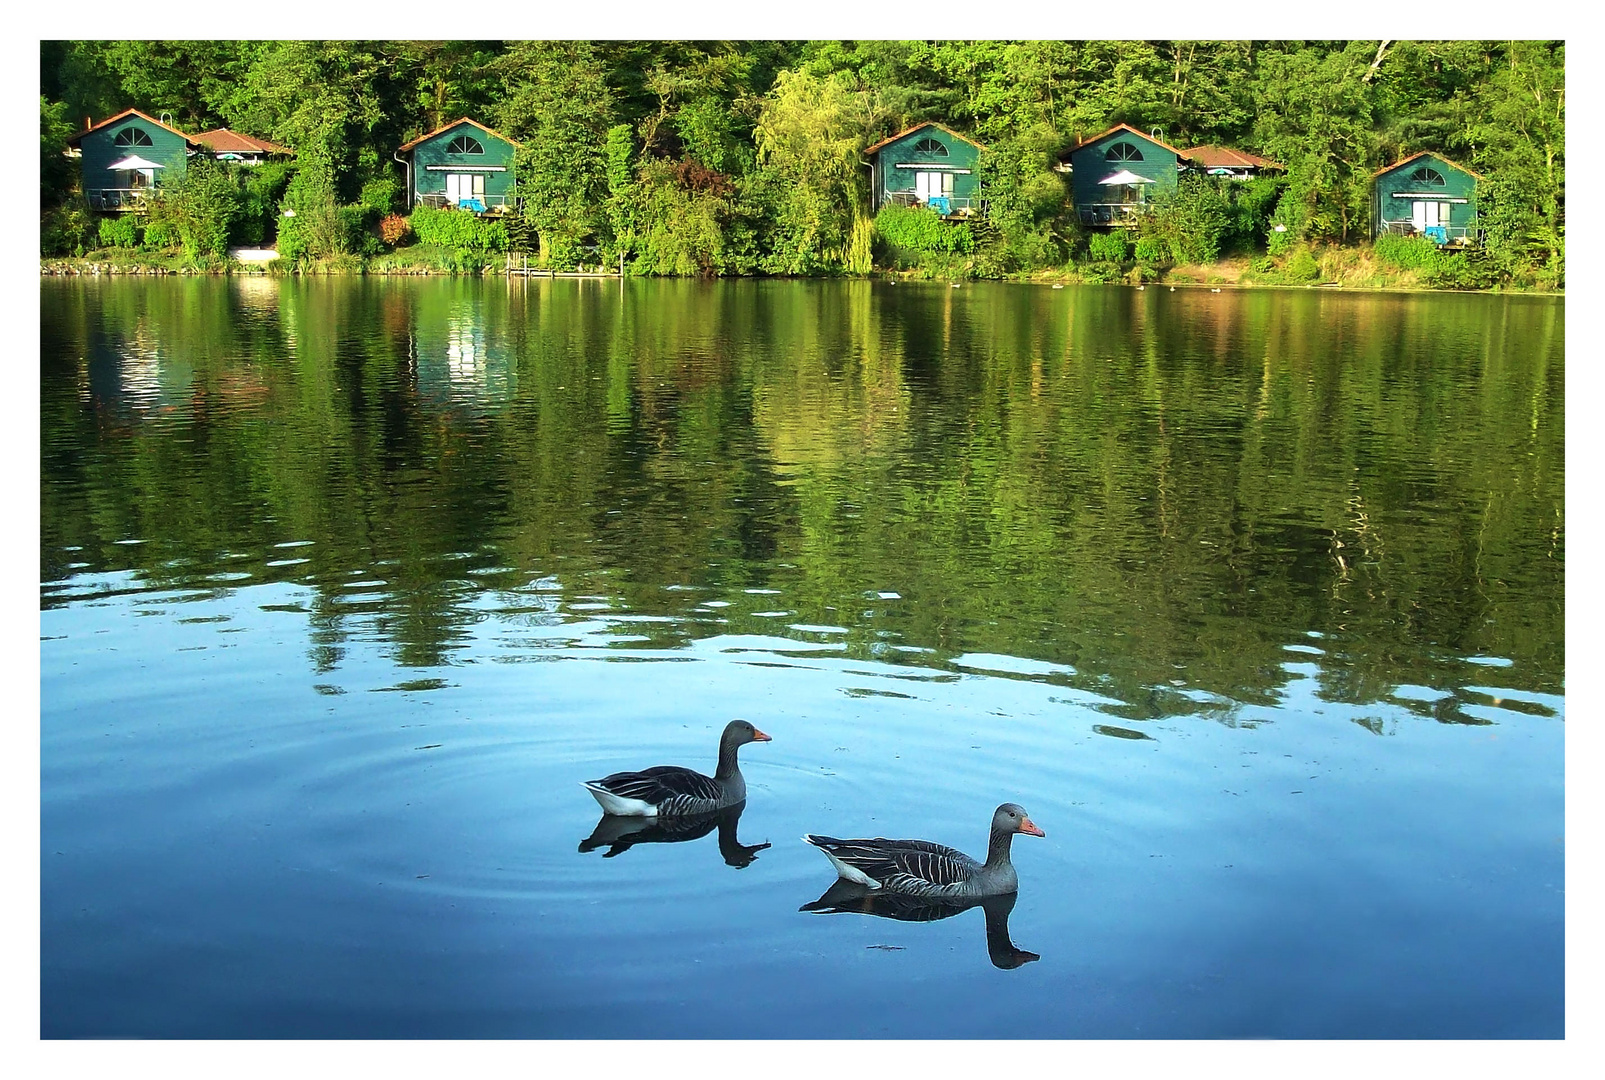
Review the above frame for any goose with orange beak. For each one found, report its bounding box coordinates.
[804,803,1043,898]
[582,720,771,817]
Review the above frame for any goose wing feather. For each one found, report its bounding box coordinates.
[593,765,723,807]
[805,835,979,892]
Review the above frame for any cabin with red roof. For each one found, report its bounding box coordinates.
[1372,152,1481,247]
[1059,124,1186,229]
[65,109,198,213]
[396,118,519,214]
[193,129,294,166]
[1181,145,1283,181]
[864,122,986,218]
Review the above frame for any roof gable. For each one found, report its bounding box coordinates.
[397,117,522,154]
[1066,123,1186,160]
[864,121,985,157]
[1373,150,1483,181]
[67,108,197,148]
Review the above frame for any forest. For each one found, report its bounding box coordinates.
[40,40,1565,288]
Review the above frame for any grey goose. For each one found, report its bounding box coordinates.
[582,719,771,817]
[803,802,1044,899]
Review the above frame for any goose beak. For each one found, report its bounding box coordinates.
[751,728,772,742]
[1020,817,1045,837]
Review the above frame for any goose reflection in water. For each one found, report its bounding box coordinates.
[579,801,772,868]
[800,881,1040,969]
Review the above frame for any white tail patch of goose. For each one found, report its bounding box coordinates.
[582,782,659,818]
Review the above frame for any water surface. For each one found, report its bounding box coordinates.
[40,278,1564,1037]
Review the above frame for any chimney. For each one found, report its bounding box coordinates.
[85,116,92,131]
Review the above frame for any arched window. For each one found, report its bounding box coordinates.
[446,134,485,155]
[1104,141,1144,162]
[1407,165,1446,187]
[113,127,154,147]
[911,137,949,156]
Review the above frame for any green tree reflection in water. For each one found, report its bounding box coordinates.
[40,278,1563,724]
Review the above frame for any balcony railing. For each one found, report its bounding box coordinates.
[415,192,513,212]
[1377,219,1478,245]
[879,191,986,216]
[87,188,153,212]
[1077,203,1146,227]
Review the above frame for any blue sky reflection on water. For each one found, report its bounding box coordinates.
[41,570,1562,1038]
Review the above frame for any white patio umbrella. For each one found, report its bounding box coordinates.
[105,155,164,171]
[1099,169,1153,185]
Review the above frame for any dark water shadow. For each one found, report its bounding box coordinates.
[579,800,771,868]
[800,881,1039,969]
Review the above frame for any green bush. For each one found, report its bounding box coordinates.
[410,206,509,253]
[98,216,140,249]
[143,219,177,250]
[358,177,401,216]
[1133,233,1168,266]
[1267,227,1294,256]
[42,198,96,257]
[1285,246,1321,282]
[1086,231,1130,263]
[1373,232,1440,271]
[874,204,973,255]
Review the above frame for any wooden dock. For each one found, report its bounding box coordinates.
[505,253,623,278]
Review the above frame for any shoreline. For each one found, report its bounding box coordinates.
[39,256,1564,296]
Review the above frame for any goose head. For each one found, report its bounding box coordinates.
[994,802,1044,838]
[723,719,772,746]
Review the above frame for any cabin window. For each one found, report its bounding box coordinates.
[1407,166,1447,187]
[113,127,154,147]
[911,137,949,156]
[446,134,485,155]
[1105,141,1144,162]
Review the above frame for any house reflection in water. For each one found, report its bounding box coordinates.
[414,304,515,413]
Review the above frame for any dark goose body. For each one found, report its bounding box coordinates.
[582,720,770,817]
[804,802,1044,900]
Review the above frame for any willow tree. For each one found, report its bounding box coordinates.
[753,69,886,275]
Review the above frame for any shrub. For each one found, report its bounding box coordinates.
[98,215,140,249]
[379,213,412,247]
[42,197,96,256]
[1373,232,1440,271]
[1086,231,1130,263]
[1285,246,1321,282]
[409,205,508,253]
[874,204,973,255]
[358,177,401,216]
[1266,226,1294,256]
[1133,233,1169,266]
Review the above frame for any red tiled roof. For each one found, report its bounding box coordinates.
[397,117,522,154]
[1065,123,1189,159]
[66,108,197,148]
[1373,149,1484,181]
[1183,144,1283,170]
[864,121,985,156]
[193,128,294,156]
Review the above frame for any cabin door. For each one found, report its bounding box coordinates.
[1412,200,1443,231]
[915,171,954,205]
[446,173,485,205]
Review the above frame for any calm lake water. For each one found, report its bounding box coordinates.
[40,277,1563,1038]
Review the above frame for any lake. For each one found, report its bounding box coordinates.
[40,277,1564,1038]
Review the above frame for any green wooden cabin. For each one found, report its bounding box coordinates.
[1373,152,1481,246]
[865,122,985,218]
[396,118,520,214]
[66,109,197,213]
[1062,124,1185,228]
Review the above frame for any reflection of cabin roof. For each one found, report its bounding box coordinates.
[864,121,985,156]
[396,116,522,153]
[1182,144,1283,170]
[1373,150,1483,180]
[66,108,198,148]
[1064,123,1188,159]
[193,128,294,156]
